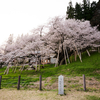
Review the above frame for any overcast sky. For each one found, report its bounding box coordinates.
[0,0,98,45]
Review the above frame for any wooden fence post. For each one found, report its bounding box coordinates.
[17,76,21,90]
[39,75,42,90]
[83,74,86,91]
[0,76,2,89]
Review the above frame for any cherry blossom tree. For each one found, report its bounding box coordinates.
[0,16,100,71]
[42,16,100,66]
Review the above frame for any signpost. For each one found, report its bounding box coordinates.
[58,75,64,95]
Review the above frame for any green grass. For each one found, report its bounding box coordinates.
[85,95,100,100]
[0,51,100,89]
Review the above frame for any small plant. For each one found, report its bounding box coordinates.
[89,78,92,80]
[72,80,79,83]
[85,95,100,100]
[44,83,48,86]
[76,87,83,91]
[70,84,81,88]
[87,87,98,92]
[68,80,71,83]
[64,85,67,87]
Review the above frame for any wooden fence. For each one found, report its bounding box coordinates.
[0,74,99,91]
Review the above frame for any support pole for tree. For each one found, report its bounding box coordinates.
[98,47,100,53]
[74,43,82,62]
[70,54,73,63]
[39,75,42,90]
[86,49,90,56]
[4,64,10,75]
[66,48,70,64]
[35,60,37,71]
[56,49,59,67]
[55,41,60,67]
[74,51,77,61]
[17,76,21,90]
[14,59,18,73]
[83,74,86,91]
[7,67,9,74]
[4,67,7,75]
[42,47,44,68]
[0,76,2,89]
[63,46,67,65]
[80,52,82,60]
[39,58,40,71]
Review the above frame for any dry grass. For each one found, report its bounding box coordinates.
[30,76,100,91]
[18,76,100,92]
[0,89,100,100]
[0,76,100,100]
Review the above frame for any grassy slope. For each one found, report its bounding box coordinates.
[0,52,100,77]
[0,51,100,89]
[37,51,100,77]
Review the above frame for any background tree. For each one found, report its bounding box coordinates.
[90,1,97,18]
[66,0,97,21]
[43,17,100,65]
[74,3,82,19]
[90,1,100,30]
[1,16,100,67]
[82,0,91,20]
[66,1,75,19]
[4,34,14,54]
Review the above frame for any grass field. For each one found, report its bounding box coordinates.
[0,51,100,100]
[0,89,100,100]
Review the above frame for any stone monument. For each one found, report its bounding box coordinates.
[58,75,64,95]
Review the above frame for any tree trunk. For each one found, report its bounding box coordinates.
[66,48,70,64]
[59,58,65,65]
[55,41,60,67]
[74,51,77,61]
[59,50,65,65]
[63,46,67,65]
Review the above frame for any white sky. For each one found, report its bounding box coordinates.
[0,0,98,45]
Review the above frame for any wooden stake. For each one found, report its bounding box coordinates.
[0,76,2,89]
[83,74,86,91]
[39,75,42,90]
[17,76,21,90]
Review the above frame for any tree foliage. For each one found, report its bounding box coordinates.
[90,1,100,30]
[0,16,100,66]
[66,0,97,21]
[67,1,74,19]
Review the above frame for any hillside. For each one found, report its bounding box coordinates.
[0,51,100,100]
[0,51,100,77]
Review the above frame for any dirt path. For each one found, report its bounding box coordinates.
[0,89,100,100]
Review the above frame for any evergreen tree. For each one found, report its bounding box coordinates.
[66,0,97,21]
[66,1,75,19]
[74,3,82,20]
[81,0,91,20]
[90,1,97,17]
[90,1,100,30]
